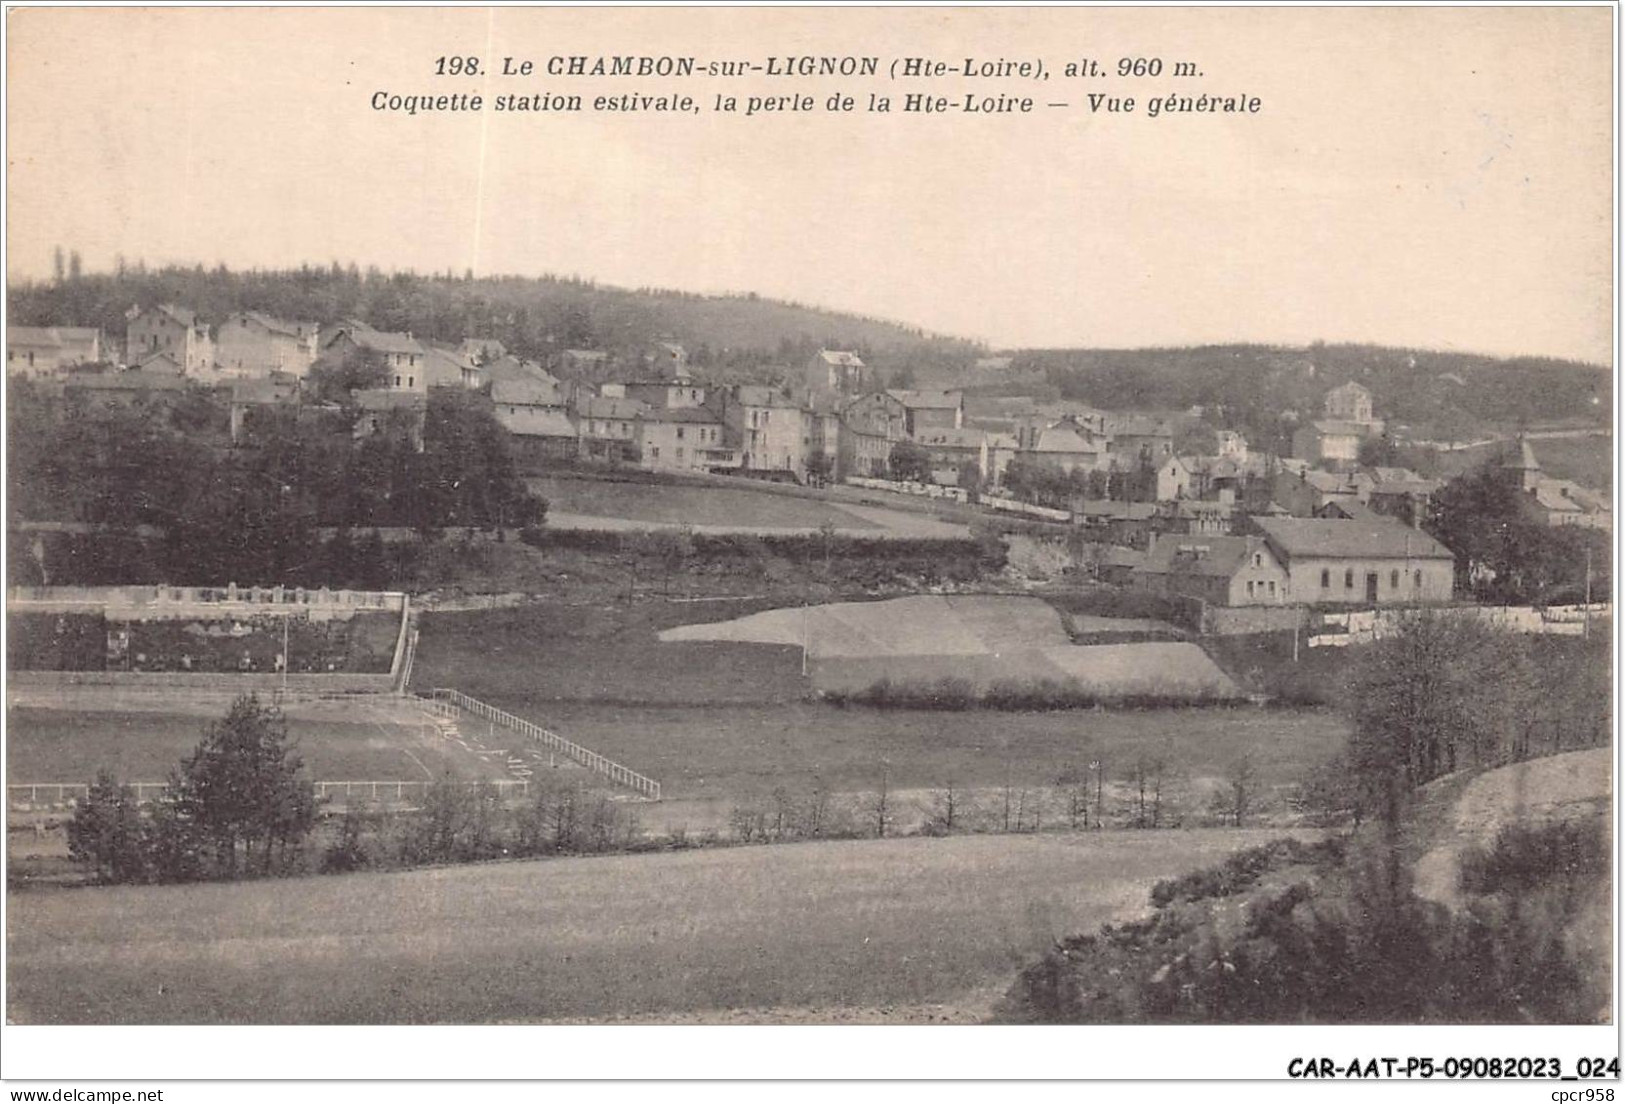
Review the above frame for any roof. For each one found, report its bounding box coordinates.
[483,355,557,386]
[228,310,307,339]
[1370,466,1423,484]
[734,385,799,408]
[1097,545,1146,569]
[491,376,561,407]
[1103,413,1175,437]
[1544,479,1609,513]
[1074,500,1158,521]
[887,388,963,411]
[1139,535,1270,579]
[1368,479,1440,497]
[1327,381,1370,397]
[914,427,985,449]
[222,376,298,404]
[67,369,190,392]
[1501,438,1542,472]
[353,388,427,411]
[1531,483,1583,513]
[1301,470,1356,494]
[459,337,506,358]
[1306,419,1370,437]
[639,406,722,426]
[421,347,473,388]
[1317,499,1381,522]
[1253,516,1453,561]
[580,396,649,420]
[1033,424,1103,454]
[1171,500,1233,518]
[134,350,186,374]
[816,349,865,367]
[335,327,424,356]
[506,408,577,438]
[136,304,197,329]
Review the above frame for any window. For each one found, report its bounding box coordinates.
[676,447,684,461]
[1320,568,1330,588]
[1414,570,1422,589]
[407,376,414,388]
[1344,569,1354,589]
[1254,553,1262,567]
[1390,569,1400,590]
[676,427,685,440]
[394,376,401,388]
[1247,581,1255,597]
[651,446,660,459]
[1268,581,1277,596]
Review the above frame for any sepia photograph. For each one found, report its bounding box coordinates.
[1,1,1617,1088]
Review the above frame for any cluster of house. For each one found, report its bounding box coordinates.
[8,314,1608,614]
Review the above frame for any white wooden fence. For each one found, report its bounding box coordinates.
[1309,603,1612,647]
[430,688,661,800]
[8,778,536,810]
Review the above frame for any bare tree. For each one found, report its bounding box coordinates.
[1056,762,1090,830]
[926,780,960,835]
[1222,753,1258,828]
[869,761,892,838]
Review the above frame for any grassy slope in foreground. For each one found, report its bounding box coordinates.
[9,829,1304,1024]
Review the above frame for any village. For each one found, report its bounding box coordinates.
[5,304,1611,622]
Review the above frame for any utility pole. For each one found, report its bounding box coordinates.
[1584,545,1593,639]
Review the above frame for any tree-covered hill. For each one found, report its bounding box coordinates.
[6,265,983,380]
[996,343,1610,454]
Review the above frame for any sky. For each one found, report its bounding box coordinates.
[5,6,1614,365]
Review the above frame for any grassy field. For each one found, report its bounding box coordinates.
[1420,433,1612,490]
[487,700,1348,805]
[413,600,809,705]
[6,828,1309,1024]
[1526,434,1614,491]
[413,601,1348,805]
[530,476,881,530]
[6,705,504,784]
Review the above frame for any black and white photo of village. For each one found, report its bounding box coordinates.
[2,6,1613,1037]
[5,259,1612,1026]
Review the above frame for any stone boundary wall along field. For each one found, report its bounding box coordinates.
[7,584,406,622]
[6,585,413,692]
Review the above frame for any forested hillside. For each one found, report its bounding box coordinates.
[1002,343,1610,453]
[7,265,983,379]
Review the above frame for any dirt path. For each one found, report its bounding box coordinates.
[1411,748,1611,909]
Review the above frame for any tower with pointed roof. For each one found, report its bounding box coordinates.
[1498,436,1542,494]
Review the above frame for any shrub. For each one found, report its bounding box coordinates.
[1458,819,1610,896]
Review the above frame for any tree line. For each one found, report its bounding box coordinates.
[8,380,543,588]
[8,261,981,379]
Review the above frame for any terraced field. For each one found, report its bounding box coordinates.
[661,594,1239,698]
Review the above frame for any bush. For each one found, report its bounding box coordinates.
[1458,820,1610,895]
[826,676,1237,712]
[1005,823,1598,1024]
